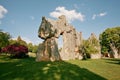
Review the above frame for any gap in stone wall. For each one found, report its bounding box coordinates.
[58,35,63,53]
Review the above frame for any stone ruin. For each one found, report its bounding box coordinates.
[36,15,100,61]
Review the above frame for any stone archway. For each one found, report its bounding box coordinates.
[36,15,83,61]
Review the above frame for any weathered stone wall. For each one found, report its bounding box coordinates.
[60,26,77,60]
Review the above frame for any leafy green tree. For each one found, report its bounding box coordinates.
[27,43,38,53]
[9,36,27,47]
[9,39,18,45]
[0,30,11,49]
[32,45,38,53]
[81,33,100,59]
[100,27,120,58]
[84,34,100,54]
[17,36,27,46]
[83,40,95,58]
[27,43,33,52]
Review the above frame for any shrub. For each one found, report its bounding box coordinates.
[1,44,28,58]
[0,48,1,54]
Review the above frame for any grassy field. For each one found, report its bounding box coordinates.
[0,55,120,80]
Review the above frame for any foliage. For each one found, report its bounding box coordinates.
[83,39,100,55]
[17,36,27,46]
[9,36,38,53]
[100,27,120,54]
[9,36,27,47]
[79,34,100,59]
[27,43,33,52]
[0,48,1,53]
[1,44,28,58]
[0,30,11,49]
[27,43,38,53]
[32,45,38,53]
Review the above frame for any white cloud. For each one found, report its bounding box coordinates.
[0,5,8,19]
[92,12,107,20]
[99,12,107,16]
[50,6,85,22]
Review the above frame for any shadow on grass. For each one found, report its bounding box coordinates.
[0,57,107,80]
[103,58,120,65]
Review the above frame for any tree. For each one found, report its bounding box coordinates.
[9,36,27,47]
[27,43,38,53]
[27,43,33,52]
[17,36,27,46]
[100,27,120,58]
[32,45,38,53]
[82,33,101,59]
[0,30,11,49]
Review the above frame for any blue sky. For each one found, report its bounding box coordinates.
[0,0,120,45]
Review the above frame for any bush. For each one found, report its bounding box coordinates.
[0,48,1,54]
[1,44,28,58]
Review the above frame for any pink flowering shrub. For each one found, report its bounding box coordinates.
[1,44,28,58]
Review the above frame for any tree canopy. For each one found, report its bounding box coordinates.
[0,30,11,49]
[9,36,27,47]
[100,27,120,55]
[83,33,100,55]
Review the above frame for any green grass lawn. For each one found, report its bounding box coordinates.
[0,55,120,80]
